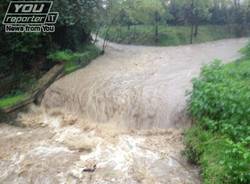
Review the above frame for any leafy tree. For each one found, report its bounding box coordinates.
[209,0,230,25]
[103,0,167,43]
[164,0,212,43]
[131,0,166,42]
[0,0,100,91]
[184,0,211,43]
[52,0,99,50]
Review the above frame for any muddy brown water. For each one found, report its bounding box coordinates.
[43,38,248,129]
[0,38,248,184]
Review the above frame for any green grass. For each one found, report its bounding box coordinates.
[0,73,38,110]
[48,44,101,74]
[0,93,28,109]
[100,25,247,46]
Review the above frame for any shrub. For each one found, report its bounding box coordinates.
[185,59,250,184]
[47,50,77,63]
[47,44,100,74]
[240,42,250,59]
[185,128,250,184]
[188,60,250,142]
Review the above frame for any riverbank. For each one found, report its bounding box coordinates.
[184,43,250,184]
[99,25,249,46]
[0,44,101,111]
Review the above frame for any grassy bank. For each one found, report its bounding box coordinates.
[184,45,250,183]
[100,25,248,46]
[0,93,28,109]
[0,73,39,110]
[48,44,101,74]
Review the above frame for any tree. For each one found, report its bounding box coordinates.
[0,0,100,80]
[52,0,99,50]
[183,0,211,43]
[127,0,166,43]
[209,0,229,25]
[101,0,167,43]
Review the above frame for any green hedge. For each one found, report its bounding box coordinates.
[184,58,250,183]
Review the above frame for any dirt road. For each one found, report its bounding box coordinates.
[0,38,248,184]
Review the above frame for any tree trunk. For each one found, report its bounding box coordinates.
[155,23,159,43]
[190,0,194,44]
[94,26,100,44]
[194,23,199,37]
[127,23,131,31]
[133,25,136,39]
[190,24,194,44]
[155,11,159,43]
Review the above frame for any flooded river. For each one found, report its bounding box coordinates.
[0,38,248,184]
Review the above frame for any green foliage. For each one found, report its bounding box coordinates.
[0,0,99,70]
[0,0,99,97]
[188,60,250,142]
[103,0,166,25]
[131,0,165,24]
[100,25,238,46]
[48,44,100,74]
[0,92,28,109]
[51,0,99,50]
[184,127,250,184]
[53,0,98,31]
[48,50,78,63]
[241,42,250,59]
[185,58,250,183]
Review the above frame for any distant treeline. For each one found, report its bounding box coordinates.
[1,0,250,79]
[98,0,250,43]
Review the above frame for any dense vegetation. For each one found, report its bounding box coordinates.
[99,0,250,45]
[184,45,250,184]
[48,44,100,74]
[99,25,245,46]
[0,0,100,108]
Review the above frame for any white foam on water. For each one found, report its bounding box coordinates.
[28,145,73,157]
[80,135,159,173]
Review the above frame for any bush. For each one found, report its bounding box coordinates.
[184,127,250,184]
[240,42,250,59]
[47,44,100,74]
[48,50,77,63]
[188,60,250,142]
[185,59,250,184]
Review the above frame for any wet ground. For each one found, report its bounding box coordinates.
[0,38,248,183]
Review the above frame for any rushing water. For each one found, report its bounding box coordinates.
[0,38,248,184]
[43,38,248,129]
